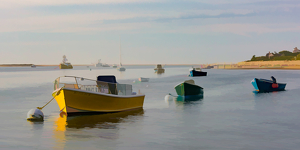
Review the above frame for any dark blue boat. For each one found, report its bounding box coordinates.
[189,68,207,77]
[251,78,286,92]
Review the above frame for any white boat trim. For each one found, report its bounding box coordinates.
[53,87,145,98]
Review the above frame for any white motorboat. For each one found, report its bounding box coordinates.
[138,77,149,82]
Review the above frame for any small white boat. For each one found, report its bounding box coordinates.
[118,66,126,71]
[95,59,102,67]
[95,59,110,67]
[138,77,149,82]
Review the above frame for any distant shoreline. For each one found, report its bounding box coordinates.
[0,64,203,67]
[1,63,300,70]
[225,68,300,70]
[0,64,34,67]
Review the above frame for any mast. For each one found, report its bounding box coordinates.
[119,36,122,66]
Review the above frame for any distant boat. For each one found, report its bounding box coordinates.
[154,64,165,73]
[189,67,207,77]
[102,63,110,67]
[138,77,149,82]
[251,78,286,92]
[117,37,126,71]
[52,75,145,115]
[31,64,36,68]
[59,55,73,69]
[175,79,203,96]
[95,59,102,67]
[203,65,213,69]
[112,64,117,68]
[118,64,126,71]
[95,59,110,67]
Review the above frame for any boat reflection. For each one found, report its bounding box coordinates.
[55,108,144,130]
[165,94,203,107]
[252,90,283,94]
[174,95,203,102]
[28,120,44,130]
[156,70,165,74]
[52,108,144,146]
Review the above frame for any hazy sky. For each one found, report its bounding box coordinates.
[0,0,299,65]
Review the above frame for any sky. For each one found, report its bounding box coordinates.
[0,0,299,65]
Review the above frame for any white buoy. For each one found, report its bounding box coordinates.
[27,108,44,121]
[164,94,173,101]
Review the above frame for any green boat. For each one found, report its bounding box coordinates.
[175,79,203,96]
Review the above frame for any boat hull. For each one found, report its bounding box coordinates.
[53,88,145,115]
[95,63,102,67]
[251,78,286,92]
[118,67,126,71]
[154,68,165,73]
[175,82,203,96]
[59,63,73,69]
[139,77,149,82]
[190,70,207,77]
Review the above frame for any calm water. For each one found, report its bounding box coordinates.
[1,66,300,150]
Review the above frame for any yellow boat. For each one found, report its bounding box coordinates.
[52,75,145,115]
[59,55,73,69]
[59,63,73,69]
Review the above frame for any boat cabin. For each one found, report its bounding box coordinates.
[156,64,163,69]
[97,76,117,83]
[55,75,133,96]
[189,67,202,71]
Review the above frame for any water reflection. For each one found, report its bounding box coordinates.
[173,95,203,107]
[54,108,144,130]
[165,94,203,107]
[52,109,144,148]
[66,109,144,129]
[156,70,165,75]
[252,90,285,94]
[28,120,44,130]
[174,95,203,102]
[119,71,125,79]
[252,90,281,111]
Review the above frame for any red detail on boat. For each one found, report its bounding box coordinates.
[272,83,279,88]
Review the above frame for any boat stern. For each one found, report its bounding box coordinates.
[189,71,194,77]
[251,78,259,91]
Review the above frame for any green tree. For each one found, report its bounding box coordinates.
[251,55,256,61]
[279,50,298,56]
[296,53,300,60]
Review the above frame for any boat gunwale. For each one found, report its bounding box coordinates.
[65,107,143,116]
[255,78,286,85]
[174,81,203,89]
[53,87,145,98]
